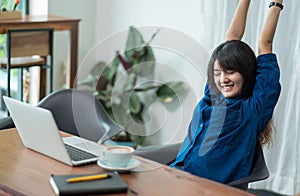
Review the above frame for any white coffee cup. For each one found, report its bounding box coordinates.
[101,146,134,167]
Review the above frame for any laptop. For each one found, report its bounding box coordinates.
[3,96,105,166]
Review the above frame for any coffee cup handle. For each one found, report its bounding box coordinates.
[101,150,106,158]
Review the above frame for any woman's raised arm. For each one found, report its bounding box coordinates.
[225,0,251,41]
[258,1,283,55]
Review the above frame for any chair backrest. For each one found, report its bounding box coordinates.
[7,28,53,58]
[0,116,15,130]
[227,142,269,190]
[37,88,124,144]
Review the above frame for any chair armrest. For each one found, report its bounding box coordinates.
[134,143,181,165]
[0,116,15,130]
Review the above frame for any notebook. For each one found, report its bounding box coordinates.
[50,172,128,195]
[3,96,104,166]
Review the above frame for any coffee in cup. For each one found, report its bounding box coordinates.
[101,146,134,167]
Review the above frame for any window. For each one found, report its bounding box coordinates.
[0,0,29,115]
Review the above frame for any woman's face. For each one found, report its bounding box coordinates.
[213,60,244,98]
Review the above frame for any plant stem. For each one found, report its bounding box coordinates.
[128,85,162,92]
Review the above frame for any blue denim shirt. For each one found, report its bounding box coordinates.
[170,53,281,183]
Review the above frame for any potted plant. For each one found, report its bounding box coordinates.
[79,26,186,146]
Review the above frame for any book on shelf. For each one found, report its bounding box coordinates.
[50,172,128,195]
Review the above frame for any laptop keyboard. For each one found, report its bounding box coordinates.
[64,144,97,161]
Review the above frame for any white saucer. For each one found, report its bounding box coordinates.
[97,158,141,171]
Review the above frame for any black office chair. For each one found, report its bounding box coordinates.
[0,88,124,144]
[228,142,269,190]
[135,141,269,191]
[0,116,15,130]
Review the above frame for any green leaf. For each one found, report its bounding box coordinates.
[123,26,158,76]
[90,61,107,78]
[78,61,108,89]
[107,57,120,80]
[128,91,142,114]
[132,45,155,76]
[125,26,145,64]
[101,57,120,82]
[156,81,186,103]
[130,112,144,124]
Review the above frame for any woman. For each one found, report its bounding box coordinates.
[170,0,283,183]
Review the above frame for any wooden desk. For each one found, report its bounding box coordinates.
[0,15,80,92]
[0,129,253,196]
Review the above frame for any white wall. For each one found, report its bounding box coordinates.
[48,0,97,89]
[48,0,211,145]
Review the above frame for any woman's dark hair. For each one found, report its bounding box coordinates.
[207,40,257,98]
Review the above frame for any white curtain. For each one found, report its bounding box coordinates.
[198,1,299,195]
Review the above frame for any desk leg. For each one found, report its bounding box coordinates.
[68,22,79,88]
[39,68,46,100]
